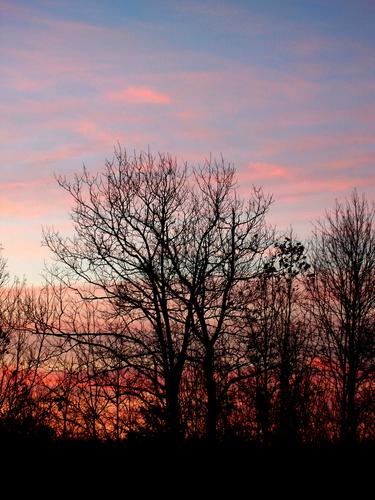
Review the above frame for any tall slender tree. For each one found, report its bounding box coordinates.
[308,190,375,444]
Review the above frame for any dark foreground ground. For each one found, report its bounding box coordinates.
[1,435,373,495]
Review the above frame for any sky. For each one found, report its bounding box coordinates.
[1,0,375,284]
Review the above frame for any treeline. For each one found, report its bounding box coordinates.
[0,149,374,447]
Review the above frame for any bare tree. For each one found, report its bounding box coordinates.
[308,190,375,445]
[270,235,314,444]
[0,279,58,439]
[23,282,142,440]
[243,234,315,445]
[43,149,272,442]
[166,162,272,441]
[43,149,198,439]
[0,247,10,357]
[243,259,279,445]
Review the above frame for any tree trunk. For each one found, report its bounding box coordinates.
[204,349,217,442]
[341,366,357,445]
[165,376,182,441]
[256,384,270,446]
[278,369,292,443]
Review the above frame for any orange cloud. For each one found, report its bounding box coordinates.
[107,86,173,105]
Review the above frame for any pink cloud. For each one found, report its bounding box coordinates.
[72,120,116,146]
[246,162,290,180]
[0,144,89,167]
[261,172,375,238]
[237,161,293,193]
[43,17,111,35]
[325,152,375,170]
[0,198,39,218]
[1,67,51,93]
[290,176,372,197]
[0,178,70,218]
[173,110,196,121]
[107,86,173,105]
[173,67,319,109]
[265,173,375,206]
[252,130,375,160]
[237,157,375,204]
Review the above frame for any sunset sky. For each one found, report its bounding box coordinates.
[1,0,375,284]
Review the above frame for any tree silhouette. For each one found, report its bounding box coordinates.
[0,155,372,448]
[168,161,272,441]
[243,233,315,445]
[43,149,273,441]
[308,190,375,445]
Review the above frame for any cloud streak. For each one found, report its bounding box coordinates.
[107,86,173,105]
[1,0,374,283]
